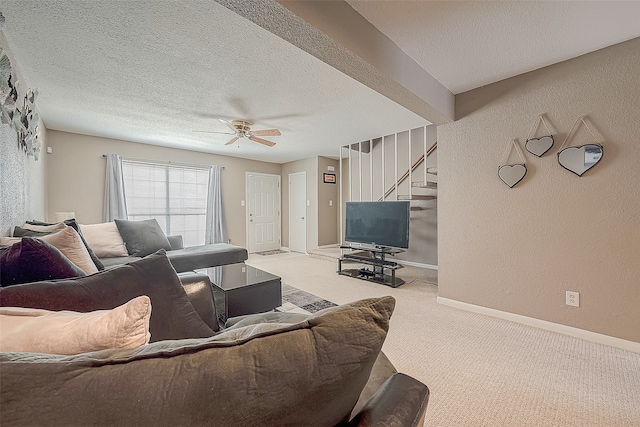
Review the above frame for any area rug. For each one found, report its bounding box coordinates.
[277,283,337,314]
[255,249,288,256]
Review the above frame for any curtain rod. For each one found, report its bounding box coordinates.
[102,154,224,169]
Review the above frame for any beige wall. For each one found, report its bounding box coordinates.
[45,131,281,246]
[318,156,340,246]
[438,38,640,342]
[281,157,318,250]
[0,32,47,236]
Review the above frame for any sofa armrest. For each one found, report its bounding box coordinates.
[166,235,183,250]
[345,373,429,427]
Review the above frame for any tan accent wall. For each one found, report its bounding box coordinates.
[438,38,640,342]
[318,156,340,246]
[45,131,281,246]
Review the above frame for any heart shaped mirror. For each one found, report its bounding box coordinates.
[557,144,603,176]
[498,164,527,188]
[525,135,554,157]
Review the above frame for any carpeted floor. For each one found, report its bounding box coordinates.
[247,252,640,427]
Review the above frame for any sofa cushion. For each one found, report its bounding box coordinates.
[115,219,172,257]
[23,219,105,270]
[0,239,86,286]
[100,255,143,269]
[0,296,394,427]
[0,296,151,354]
[79,222,128,258]
[166,243,248,273]
[0,250,215,342]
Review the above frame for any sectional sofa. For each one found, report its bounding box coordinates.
[0,220,430,426]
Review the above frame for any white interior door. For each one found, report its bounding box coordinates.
[289,172,307,253]
[246,172,281,253]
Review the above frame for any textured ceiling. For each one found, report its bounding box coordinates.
[1,1,428,163]
[2,1,639,163]
[348,0,640,94]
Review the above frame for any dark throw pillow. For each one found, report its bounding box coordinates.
[115,219,172,257]
[23,219,105,271]
[0,250,214,342]
[0,238,86,287]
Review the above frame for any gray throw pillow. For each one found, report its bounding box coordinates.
[0,250,214,342]
[114,219,172,257]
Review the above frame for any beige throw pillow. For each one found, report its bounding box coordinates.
[79,222,128,258]
[0,296,152,354]
[40,226,99,274]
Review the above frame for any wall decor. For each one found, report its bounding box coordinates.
[557,116,603,177]
[498,139,527,188]
[323,173,336,184]
[525,114,554,157]
[0,46,41,160]
[0,46,16,125]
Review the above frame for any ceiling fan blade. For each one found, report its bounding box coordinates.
[251,129,281,137]
[225,137,239,145]
[249,136,276,147]
[218,118,238,134]
[192,130,236,135]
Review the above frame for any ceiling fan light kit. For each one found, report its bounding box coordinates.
[194,118,281,147]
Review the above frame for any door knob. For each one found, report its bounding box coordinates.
[301,217,305,219]
[250,219,253,222]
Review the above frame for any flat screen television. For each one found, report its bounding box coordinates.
[344,201,410,249]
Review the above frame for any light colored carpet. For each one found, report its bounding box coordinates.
[247,253,640,427]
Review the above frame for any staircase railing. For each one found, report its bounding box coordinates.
[379,140,437,201]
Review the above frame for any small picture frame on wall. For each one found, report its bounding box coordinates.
[323,173,336,184]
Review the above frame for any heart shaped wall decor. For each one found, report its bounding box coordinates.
[525,135,554,157]
[498,164,527,188]
[557,144,603,176]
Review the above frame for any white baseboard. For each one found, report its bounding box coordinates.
[398,260,438,270]
[437,297,640,354]
[280,247,290,252]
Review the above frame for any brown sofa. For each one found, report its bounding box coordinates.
[0,251,429,426]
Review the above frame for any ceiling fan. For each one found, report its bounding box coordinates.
[194,118,281,147]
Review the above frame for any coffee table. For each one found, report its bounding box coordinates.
[196,263,282,322]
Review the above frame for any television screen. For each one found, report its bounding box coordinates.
[344,201,410,249]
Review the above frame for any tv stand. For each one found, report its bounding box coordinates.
[338,245,405,288]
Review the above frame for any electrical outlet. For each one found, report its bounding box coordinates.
[566,291,579,307]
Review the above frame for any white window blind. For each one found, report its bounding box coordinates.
[122,160,210,247]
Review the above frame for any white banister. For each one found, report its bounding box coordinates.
[409,129,412,199]
[382,136,386,201]
[369,139,373,201]
[423,126,427,184]
[394,133,398,201]
[358,141,362,201]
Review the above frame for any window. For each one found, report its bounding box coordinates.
[122,160,210,247]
